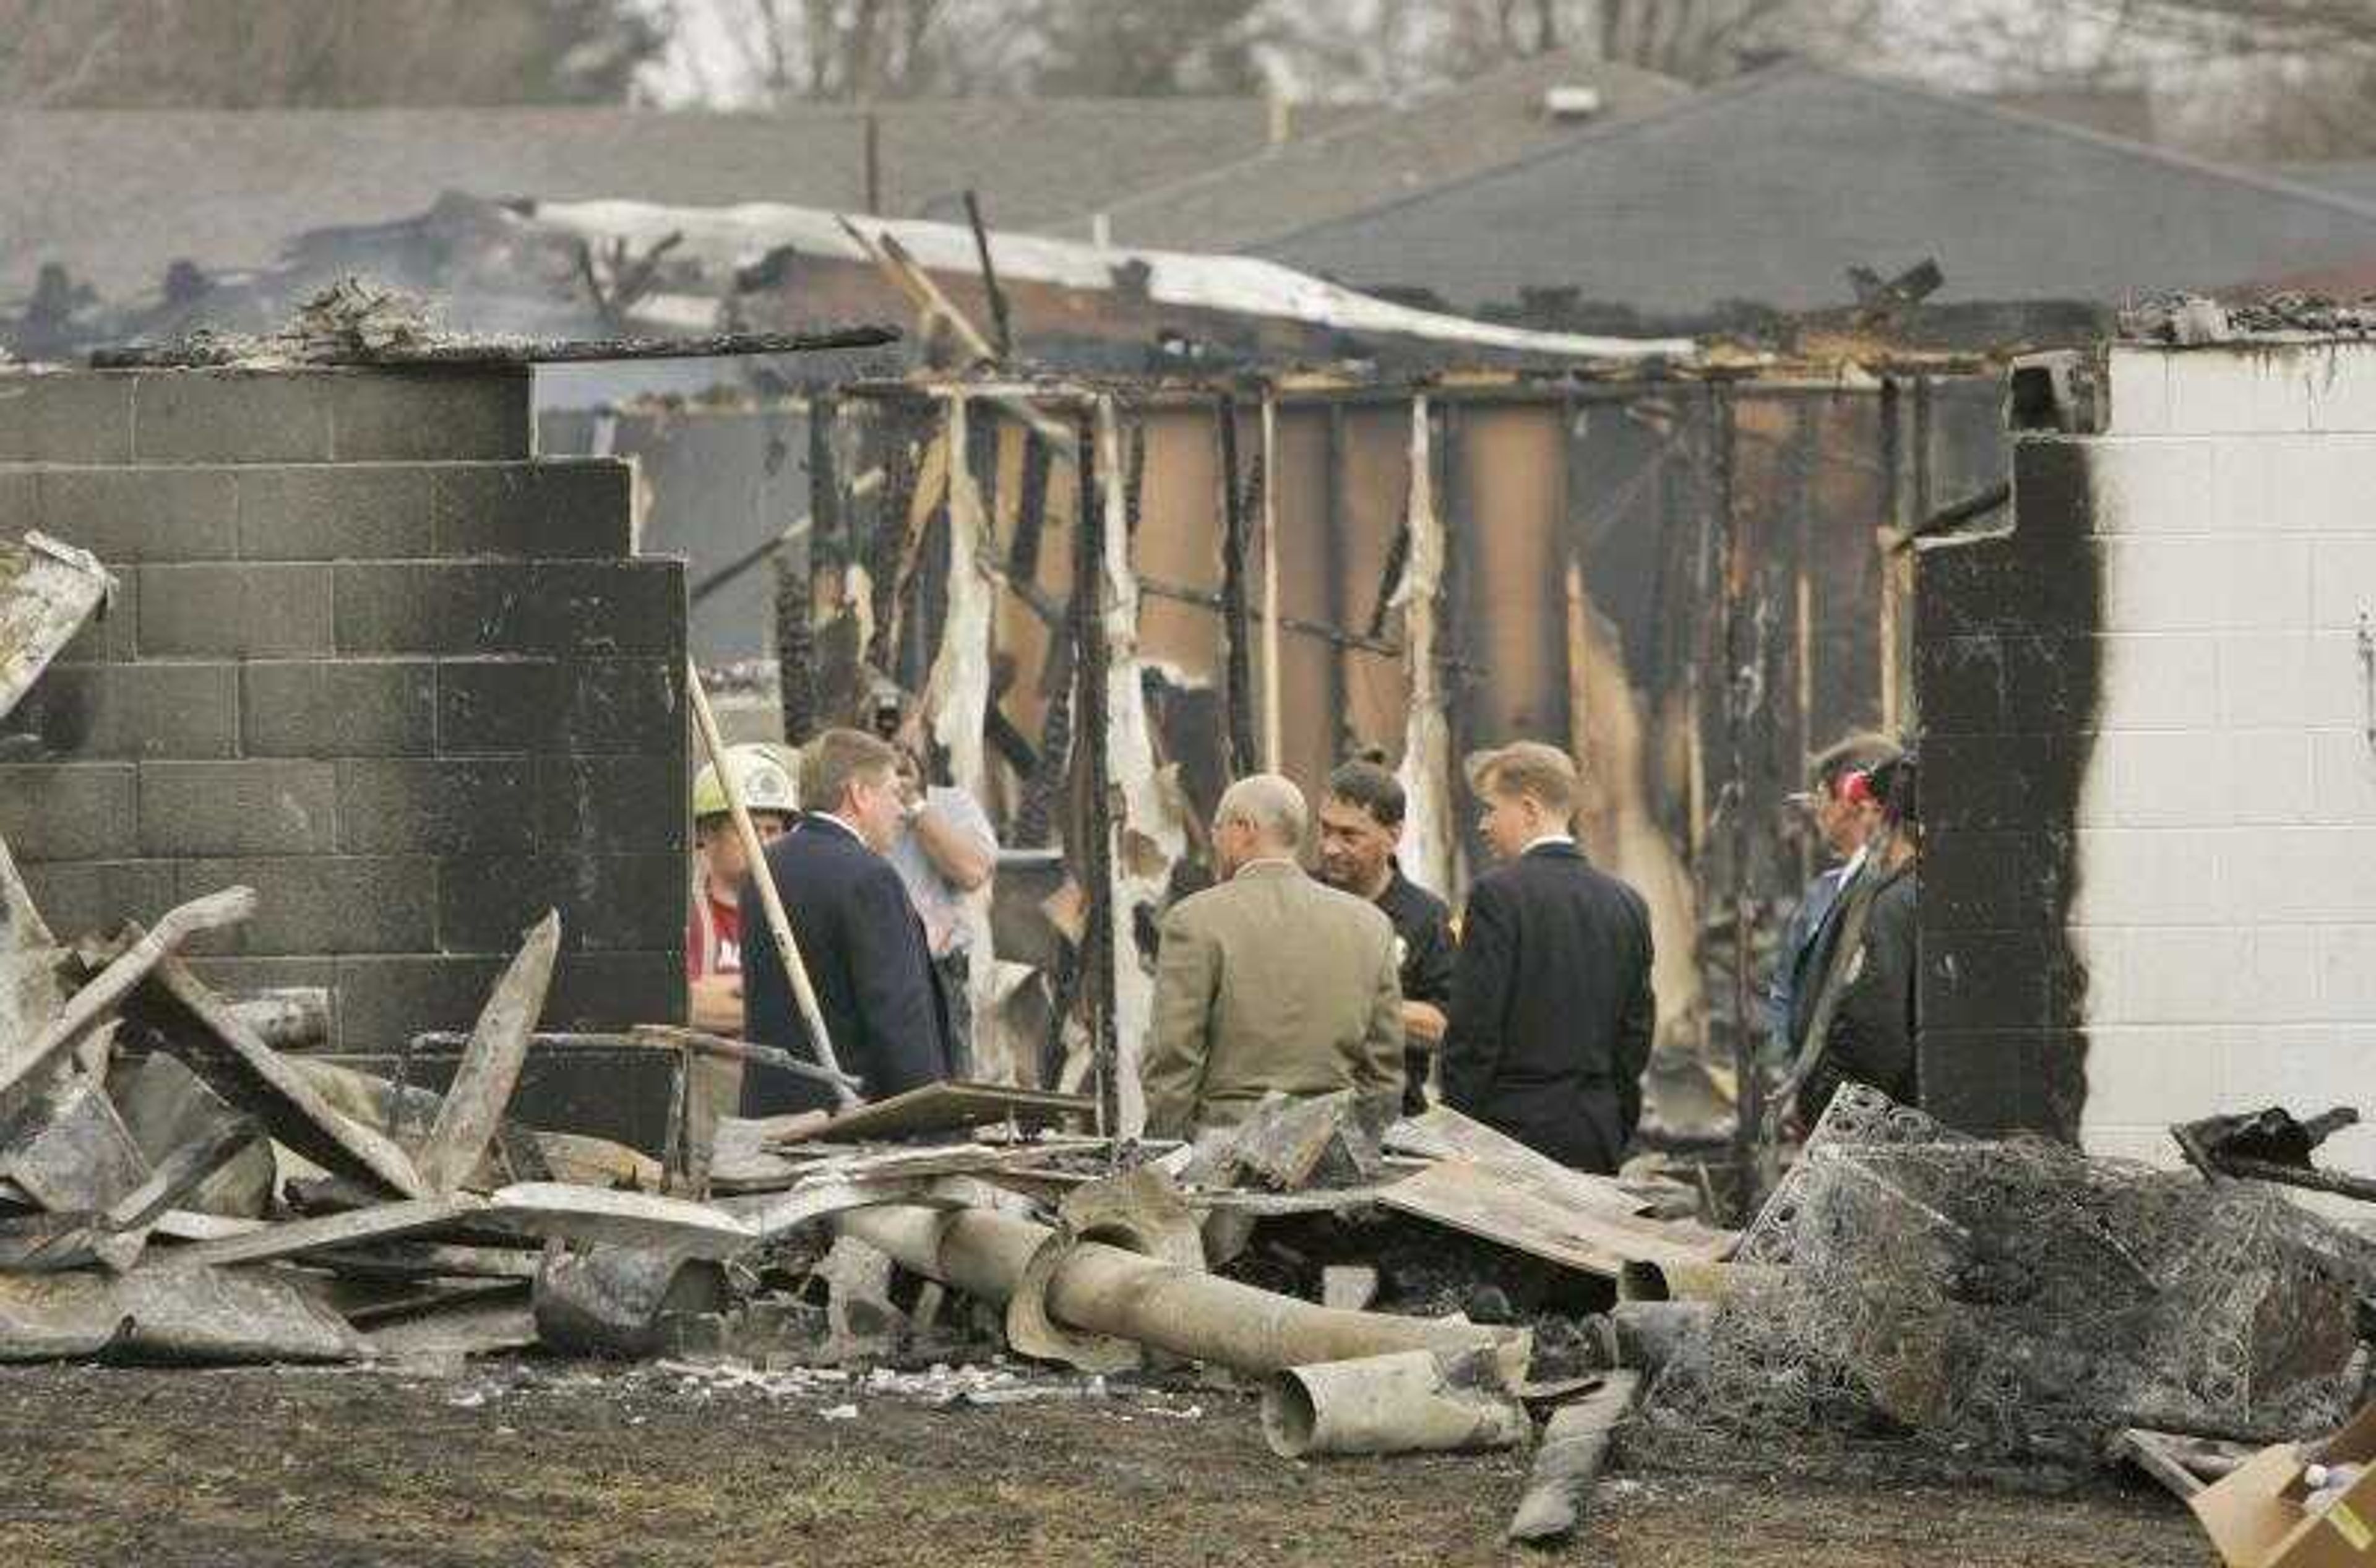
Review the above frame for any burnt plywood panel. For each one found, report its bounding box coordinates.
[1450,403,1569,748]
[1335,406,1414,760]
[1134,407,1226,684]
[1270,405,1336,795]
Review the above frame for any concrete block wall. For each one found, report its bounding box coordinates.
[0,366,688,1051]
[1920,342,2376,1181]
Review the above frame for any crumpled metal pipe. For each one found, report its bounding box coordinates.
[835,1203,1523,1379]
[1262,1348,1529,1458]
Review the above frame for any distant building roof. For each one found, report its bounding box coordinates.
[530,197,1693,362]
[0,98,1364,303]
[1984,87,2156,145]
[2263,160,2376,208]
[1043,51,1690,251]
[1259,64,2376,318]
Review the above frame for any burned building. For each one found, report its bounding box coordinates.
[786,361,2005,1134]
[1920,316,2376,1178]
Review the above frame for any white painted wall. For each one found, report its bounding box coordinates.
[2076,343,2376,1182]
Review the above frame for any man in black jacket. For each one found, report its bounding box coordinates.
[1442,742,1655,1173]
[738,728,958,1116]
[1315,757,1457,1116]
[1787,752,1919,1127]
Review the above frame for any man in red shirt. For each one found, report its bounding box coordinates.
[686,743,798,1035]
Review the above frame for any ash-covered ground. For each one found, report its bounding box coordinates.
[0,1358,2206,1567]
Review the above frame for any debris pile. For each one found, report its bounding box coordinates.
[2120,291,2376,345]
[1627,1087,2376,1481]
[88,274,896,368]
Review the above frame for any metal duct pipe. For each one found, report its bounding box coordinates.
[1261,1350,1529,1458]
[835,1204,1520,1377]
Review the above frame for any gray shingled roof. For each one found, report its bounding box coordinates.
[0,98,1363,302]
[2266,160,2376,208]
[1261,64,2376,316]
[1040,51,1690,251]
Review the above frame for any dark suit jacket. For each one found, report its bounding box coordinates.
[738,815,957,1116]
[1375,864,1457,1116]
[1789,859,1918,1126]
[1441,841,1655,1173]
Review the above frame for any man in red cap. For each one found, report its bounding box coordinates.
[1767,733,1901,1057]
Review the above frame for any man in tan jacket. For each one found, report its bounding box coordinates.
[1143,773,1405,1139]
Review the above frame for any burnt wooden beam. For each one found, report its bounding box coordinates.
[174,1196,486,1270]
[1137,576,1403,659]
[1322,403,1350,749]
[1789,398,1821,884]
[986,703,1040,777]
[1074,406,1119,1137]
[1712,386,1764,1219]
[1,887,256,1131]
[780,394,833,744]
[415,911,560,1195]
[1216,394,1258,778]
[1877,377,1906,730]
[1007,429,1054,587]
[132,951,429,1199]
[962,189,1014,362]
[1363,509,1412,644]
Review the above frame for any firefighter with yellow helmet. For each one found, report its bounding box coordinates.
[686,742,799,1035]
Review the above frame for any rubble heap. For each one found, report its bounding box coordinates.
[2119,290,2376,345]
[1630,1087,2376,1479]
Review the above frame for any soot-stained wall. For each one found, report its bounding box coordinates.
[0,366,689,1051]
[1919,341,2376,1176]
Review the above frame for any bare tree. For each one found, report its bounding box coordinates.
[1865,0,2376,158]
[1027,0,1273,96]
[666,0,1033,102]
[0,0,663,107]
[1350,1,1885,88]
[647,0,1897,108]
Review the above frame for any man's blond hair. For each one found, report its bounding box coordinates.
[801,727,899,814]
[1466,741,1579,817]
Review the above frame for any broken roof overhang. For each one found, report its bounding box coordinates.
[528,198,1700,364]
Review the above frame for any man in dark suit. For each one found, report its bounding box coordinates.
[738,727,958,1116]
[1788,752,1919,1129]
[1442,741,1655,1173]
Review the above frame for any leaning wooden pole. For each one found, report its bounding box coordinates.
[684,658,858,1109]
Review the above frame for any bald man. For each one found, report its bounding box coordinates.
[1143,774,1405,1140]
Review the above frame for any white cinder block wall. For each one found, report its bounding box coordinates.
[2076,342,2376,1177]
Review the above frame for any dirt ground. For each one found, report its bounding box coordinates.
[0,1359,2212,1567]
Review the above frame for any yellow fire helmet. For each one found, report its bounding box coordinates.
[692,743,798,822]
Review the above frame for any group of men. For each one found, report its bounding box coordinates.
[686,707,1913,1178]
[683,723,993,1116]
[1143,743,1653,1174]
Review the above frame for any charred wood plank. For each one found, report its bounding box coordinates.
[172,1195,483,1270]
[483,1182,755,1258]
[1,532,114,723]
[415,911,559,1195]
[0,887,255,1129]
[130,952,428,1199]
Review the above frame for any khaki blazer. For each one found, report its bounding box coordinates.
[1142,861,1403,1139]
